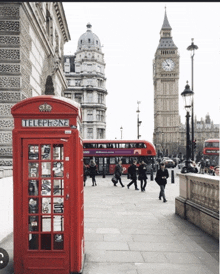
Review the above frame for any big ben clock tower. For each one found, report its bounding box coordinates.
[153,9,180,156]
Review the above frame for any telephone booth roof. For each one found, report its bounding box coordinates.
[11,95,82,120]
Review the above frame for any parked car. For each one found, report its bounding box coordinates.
[163,158,175,168]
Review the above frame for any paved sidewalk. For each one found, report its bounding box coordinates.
[0,169,218,274]
[83,172,219,274]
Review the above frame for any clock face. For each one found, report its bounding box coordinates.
[162,59,175,71]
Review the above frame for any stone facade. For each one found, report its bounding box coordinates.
[63,23,107,139]
[0,2,70,166]
[175,173,219,240]
[153,10,180,156]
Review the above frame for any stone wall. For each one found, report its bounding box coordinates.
[175,173,219,240]
[0,2,70,168]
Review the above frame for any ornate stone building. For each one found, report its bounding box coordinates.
[63,23,107,139]
[153,10,219,158]
[0,2,70,166]
[153,10,180,156]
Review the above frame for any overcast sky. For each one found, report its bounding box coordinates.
[63,2,220,142]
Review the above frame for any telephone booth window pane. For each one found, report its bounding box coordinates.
[41,145,51,160]
[29,198,38,213]
[53,145,64,160]
[41,162,51,177]
[29,163,39,178]
[28,145,39,160]
[28,180,38,196]
[42,216,51,232]
[29,216,39,232]
[53,198,64,213]
[53,162,64,177]
[29,234,39,250]
[42,198,51,214]
[41,179,51,196]
[53,216,64,231]
[54,234,64,250]
[41,234,51,250]
[53,179,64,195]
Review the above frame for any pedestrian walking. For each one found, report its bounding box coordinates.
[155,162,169,202]
[205,159,210,174]
[83,163,88,186]
[114,160,124,187]
[89,160,97,186]
[199,158,205,174]
[138,161,148,192]
[127,160,139,190]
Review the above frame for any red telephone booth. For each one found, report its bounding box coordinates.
[11,96,84,274]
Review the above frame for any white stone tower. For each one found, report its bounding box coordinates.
[64,23,107,139]
[153,9,180,156]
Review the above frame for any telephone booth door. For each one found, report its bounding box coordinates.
[23,138,70,273]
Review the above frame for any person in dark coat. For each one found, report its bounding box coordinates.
[127,160,139,190]
[114,160,124,187]
[83,163,88,186]
[138,161,148,192]
[155,162,169,202]
[89,160,97,186]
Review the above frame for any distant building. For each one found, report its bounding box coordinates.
[153,10,219,157]
[0,2,70,166]
[63,23,107,139]
[153,9,180,156]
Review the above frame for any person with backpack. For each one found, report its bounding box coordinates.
[127,160,139,190]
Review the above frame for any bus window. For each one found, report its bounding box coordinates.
[213,143,219,148]
[119,143,125,148]
[110,158,116,164]
[121,157,129,164]
[141,143,146,148]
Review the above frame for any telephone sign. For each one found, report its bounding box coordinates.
[11,96,84,274]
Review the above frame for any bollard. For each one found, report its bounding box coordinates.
[102,167,105,178]
[150,168,154,181]
[171,169,174,183]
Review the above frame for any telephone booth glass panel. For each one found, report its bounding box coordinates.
[25,141,68,252]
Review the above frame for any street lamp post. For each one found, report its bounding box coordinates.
[120,126,123,139]
[136,101,142,139]
[181,81,194,173]
[187,38,198,160]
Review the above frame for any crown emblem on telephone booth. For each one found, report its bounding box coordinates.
[39,103,52,112]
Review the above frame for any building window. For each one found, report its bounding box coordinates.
[87,128,93,139]
[97,66,101,73]
[74,93,82,103]
[96,40,98,45]
[64,63,70,73]
[87,92,93,102]
[97,110,104,122]
[87,110,93,121]
[88,39,90,43]
[81,40,82,44]
[97,128,104,139]
[64,93,71,99]
[98,93,104,104]
[66,58,70,63]
[87,64,92,72]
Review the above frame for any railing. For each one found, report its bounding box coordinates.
[176,173,219,239]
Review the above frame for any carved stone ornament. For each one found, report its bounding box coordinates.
[39,103,52,112]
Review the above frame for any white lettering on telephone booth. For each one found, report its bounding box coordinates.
[22,119,69,127]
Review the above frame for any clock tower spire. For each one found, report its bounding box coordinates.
[153,9,180,157]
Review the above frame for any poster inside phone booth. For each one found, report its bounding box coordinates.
[11,96,84,274]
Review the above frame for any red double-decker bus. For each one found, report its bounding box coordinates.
[203,139,219,169]
[83,140,157,175]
